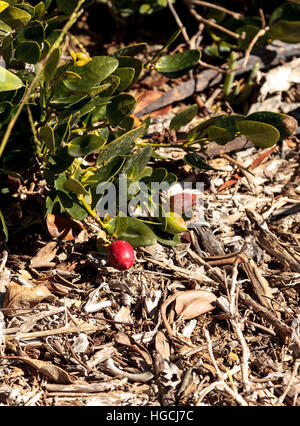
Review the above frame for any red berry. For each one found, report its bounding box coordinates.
[107,240,135,271]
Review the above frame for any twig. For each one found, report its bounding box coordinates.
[167,0,190,45]
[228,259,251,394]
[276,360,300,406]
[189,6,243,40]
[5,324,105,341]
[258,8,266,29]
[104,358,154,383]
[203,328,248,406]
[241,7,268,69]
[0,251,8,273]
[199,59,228,74]
[242,26,270,68]
[190,0,242,19]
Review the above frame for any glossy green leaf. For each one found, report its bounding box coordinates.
[269,2,300,42]
[84,157,125,184]
[186,115,225,142]
[0,6,31,29]
[40,124,55,153]
[155,229,181,246]
[81,83,111,97]
[270,20,300,43]
[237,25,267,50]
[107,93,136,127]
[207,115,246,144]
[47,147,74,174]
[106,215,128,235]
[246,111,298,139]
[269,2,300,25]
[237,120,280,148]
[0,100,12,121]
[111,43,147,58]
[34,2,46,18]
[56,190,88,221]
[0,2,8,14]
[0,66,23,92]
[63,56,119,91]
[68,134,106,158]
[184,153,219,171]
[23,20,45,42]
[44,47,61,85]
[122,145,152,180]
[63,177,89,195]
[1,33,13,64]
[56,0,78,15]
[15,41,41,64]
[119,115,134,131]
[143,167,167,184]
[113,67,135,92]
[155,50,200,78]
[148,28,182,65]
[170,104,198,131]
[99,75,120,96]
[161,212,187,234]
[53,173,88,220]
[208,125,233,145]
[116,56,143,86]
[117,217,157,247]
[0,18,11,34]
[99,125,146,165]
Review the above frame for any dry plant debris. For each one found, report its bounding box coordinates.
[1,129,299,406]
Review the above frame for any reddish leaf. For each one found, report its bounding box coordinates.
[134,90,172,118]
[249,145,278,170]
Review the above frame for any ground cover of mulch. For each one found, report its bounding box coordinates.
[0,2,299,407]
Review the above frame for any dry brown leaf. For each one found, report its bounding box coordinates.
[174,290,217,320]
[115,331,153,367]
[17,357,84,384]
[3,282,55,316]
[30,242,58,268]
[133,90,172,118]
[46,214,85,240]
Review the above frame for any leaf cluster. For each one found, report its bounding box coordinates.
[0,1,298,250]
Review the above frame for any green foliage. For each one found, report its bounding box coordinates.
[170,104,198,131]
[0,1,298,250]
[155,50,201,79]
[97,0,174,18]
[0,1,201,247]
[0,66,23,91]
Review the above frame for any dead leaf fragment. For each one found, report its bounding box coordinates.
[17,357,83,384]
[30,242,58,268]
[46,214,85,240]
[175,290,217,320]
[3,282,55,316]
[133,90,172,118]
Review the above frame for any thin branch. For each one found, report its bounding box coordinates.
[204,328,248,406]
[191,0,242,19]
[167,0,190,45]
[229,259,252,394]
[276,360,300,406]
[189,6,243,40]
[242,26,270,68]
